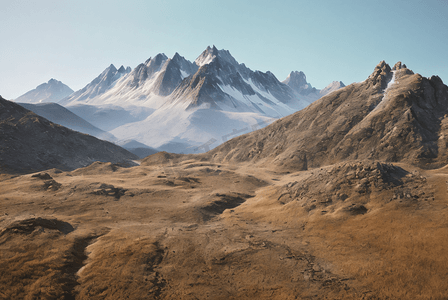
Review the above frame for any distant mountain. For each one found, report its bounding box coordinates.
[167,45,308,115]
[320,81,346,96]
[0,96,138,174]
[59,64,131,106]
[64,104,154,132]
[118,139,159,159]
[15,79,73,104]
[206,61,448,171]
[283,71,346,98]
[282,71,318,95]
[59,55,195,108]
[18,102,116,141]
[58,46,343,152]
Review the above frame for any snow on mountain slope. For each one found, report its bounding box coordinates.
[60,53,197,109]
[15,79,73,103]
[110,103,276,153]
[65,104,154,131]
[166,46,311,118]
[57,46,343,153]
[59,64,131,106]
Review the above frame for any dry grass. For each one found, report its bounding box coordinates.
[307,203,448,299]
[1,160,448,299]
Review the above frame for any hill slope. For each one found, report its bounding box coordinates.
[18,102,116,141]
[0,96,138,174]
[206,61,448,171]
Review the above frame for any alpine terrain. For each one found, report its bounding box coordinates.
[2,61,448,299]
[58,46,343,153]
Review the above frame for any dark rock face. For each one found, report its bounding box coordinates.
[0,97,138,174]
[206,62,448,171]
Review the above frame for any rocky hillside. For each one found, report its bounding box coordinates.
[206,61,448,171]
[0,96,138,174]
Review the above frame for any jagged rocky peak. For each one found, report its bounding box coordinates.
[146,53,169,74]
[368,61,393,89]
[195,45,238,67]
[195,45,219,66]
[172,52,185,63]
[282,70,317,95]
[106,64,117,73]
[393,61,406,70]
[117,65,131,74]
[283,71,308,87]
[392,61,415,79]
[171,52,198,75]
[128,63,149,88]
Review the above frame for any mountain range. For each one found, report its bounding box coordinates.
[15,46,343,153]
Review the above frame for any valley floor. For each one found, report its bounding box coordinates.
[1,158,448,299]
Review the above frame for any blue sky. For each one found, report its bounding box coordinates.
[1,0,447,99]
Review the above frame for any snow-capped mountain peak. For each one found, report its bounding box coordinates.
[117,65,127,73]
[146,53,168,74]
[59,63,130,105]
[15,78,73,104]
[195,45,219,67]
[194,45,242,69]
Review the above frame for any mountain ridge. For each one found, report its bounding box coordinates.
[0,96,138,174]
[17,102,116,141]
[203,61,448,171]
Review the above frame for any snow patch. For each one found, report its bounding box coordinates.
[195,53,216,67]
[180,70,189,79]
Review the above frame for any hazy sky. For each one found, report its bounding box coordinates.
[1,0,447,99]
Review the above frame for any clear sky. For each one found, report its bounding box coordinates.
[1,0,447,99]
